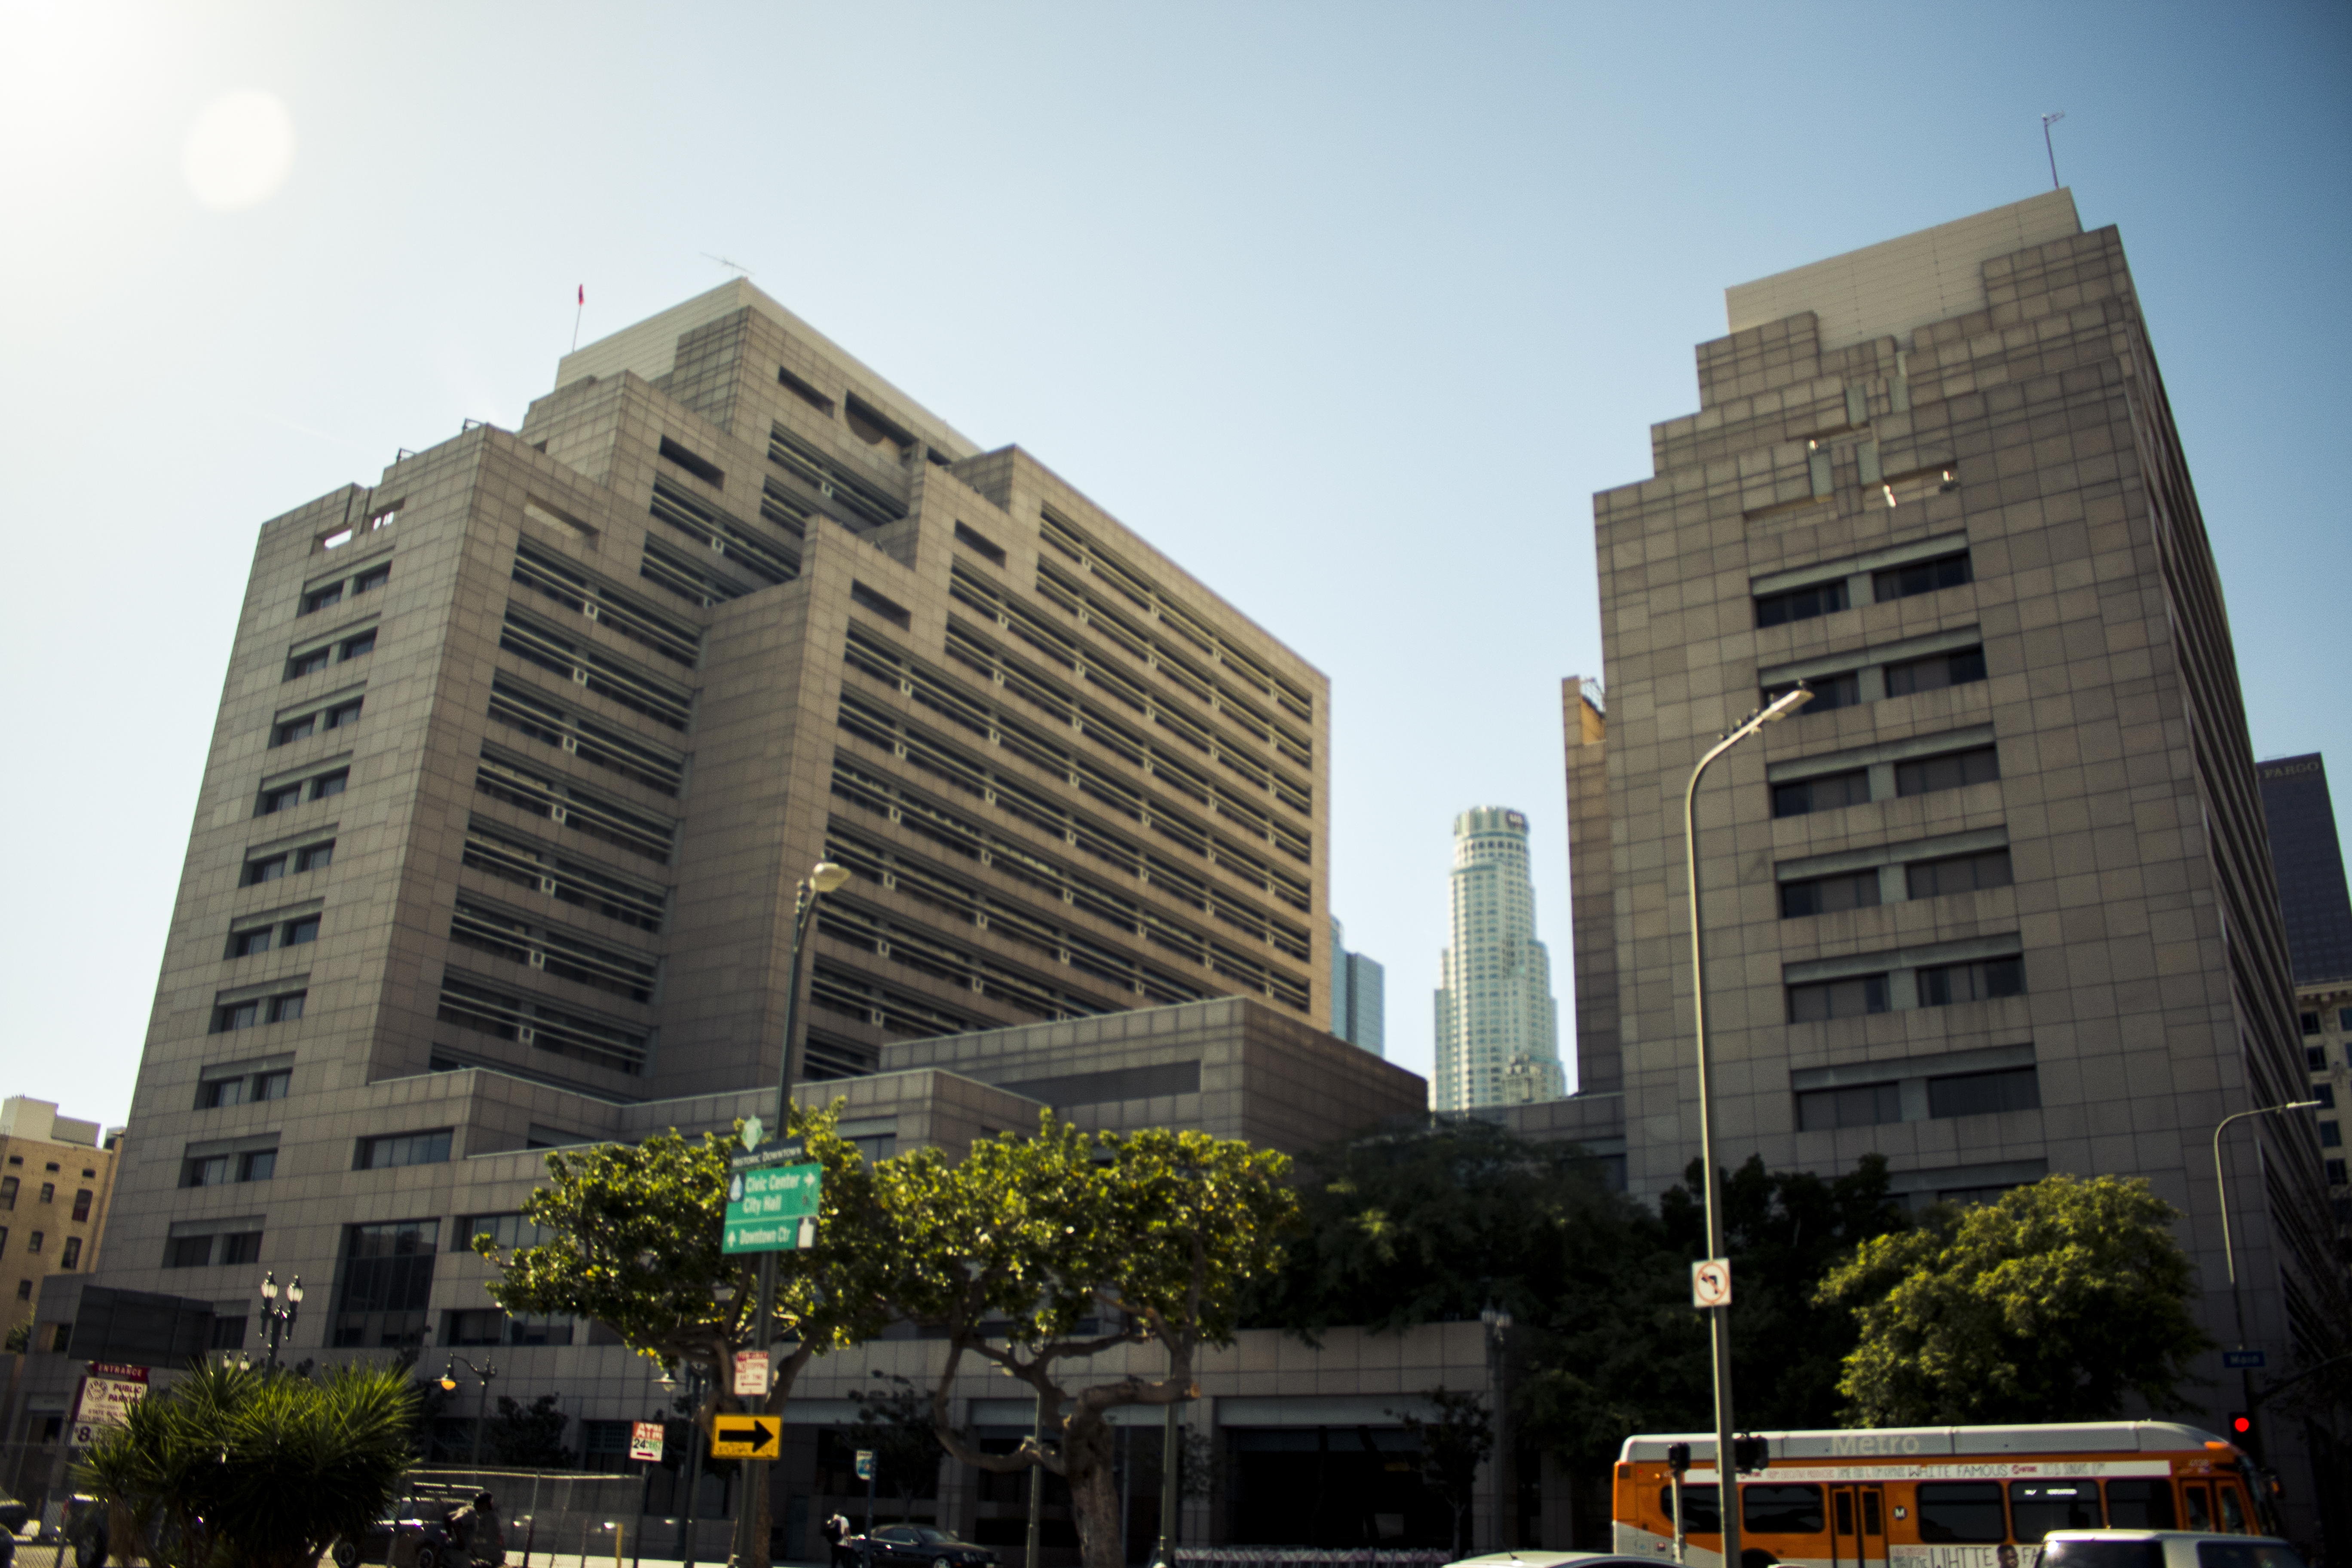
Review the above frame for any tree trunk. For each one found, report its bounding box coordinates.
[744,1344,815,1568]
[1064,1412,1124,1568]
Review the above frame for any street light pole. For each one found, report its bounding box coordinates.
[741,861,851,1568]
[1682,683,1811,1568]
[1480,1303,1513,1553]
[257,1271,304,1369]
[441,1355,500,1472]
[2211,1099,2320,1455]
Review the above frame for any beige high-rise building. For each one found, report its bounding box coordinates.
[1563,193,2342,1494]
[0,1099,121,1345]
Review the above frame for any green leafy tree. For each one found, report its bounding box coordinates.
[75,1359,414,1568]
[3,1318,29,1354]
[1390,1387,1493,1559]
[488,1392,575,1467]
[1814,1173,2212,1424]
[478,1099,894,1568]
[848,1373,947,1521]
[882,1115,1295,1568]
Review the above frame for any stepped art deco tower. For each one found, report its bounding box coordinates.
[1434,806,1566,1111]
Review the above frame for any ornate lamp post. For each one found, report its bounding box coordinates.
[441,1354,501,1470]
[257,1271,304,1369]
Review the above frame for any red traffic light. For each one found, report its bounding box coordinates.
[2229,1413,2253,1436]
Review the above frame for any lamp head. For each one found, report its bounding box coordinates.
[2285,1099,2323,1111]
[286,1277,303,1304]
[1761,683,1814,723]
[260,1271,277,1301]
[809,861,851,895]
[440,1359,459,1392]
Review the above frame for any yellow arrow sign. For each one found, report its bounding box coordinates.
[710,1414,781,1460]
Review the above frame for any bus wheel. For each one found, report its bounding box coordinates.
[1742,1551,1781,1568]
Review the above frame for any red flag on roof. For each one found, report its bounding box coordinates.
[577,285,585,305]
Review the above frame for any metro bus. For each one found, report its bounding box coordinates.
[1612,1424,2278,1568]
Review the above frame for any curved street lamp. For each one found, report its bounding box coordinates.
[1682,682,1811,1567]
[441,1354,500,1470]
[2211,1098,2320,1455]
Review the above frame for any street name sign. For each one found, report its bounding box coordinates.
[724,1161,822,1253]
[711,1415,781,1460]
[731,1137,808,1172]
[630,1421,665,1462]
[2221,1349,2267,1369]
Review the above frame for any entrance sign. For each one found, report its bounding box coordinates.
[735,1349,772,1396]
[630,1421,665,1462]
[724,1161,822,1254]
[72,1363,150,1446]
[1691,1259,1732,1309]
[711,1415,781,1459]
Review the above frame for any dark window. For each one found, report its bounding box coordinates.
[954,522,1007,566]
[2102,1479,2177,1530]
[288,647,331,678]
[1908,849,2014,899]
[1798,1081,1901,1131]
[2312,1047,2332,1070]
[38,1184,53,1204]
[1788,974,1890,1023]
[1874,552,1972,602]
[300,583,344,614]
[1916,1482,2006,1543]
[1918,957,2025,1007]
[657,435,726,487]
[357,1130,452,1170]
[776,365,833,413]
[1781,869,1882,918]
[257,1069,291,1100]
[165,1234,215,1268]
[216,1001,261,1031]
[211,992,304,1032]
[2315,1084,2337,1109]
[1896,746,2001,797]
[71,1189,92,1221]
[1885,646,1988,697]
[25,1231,40,1253]
[454,1213,550,1252]
[1745,1486,1825,1534]
[322,699,363,731]
[1658,1484,1720,1534]
[2303,1012,2323,1035]
[352,565,390,595]
[59,1236,80,1269]
[2043,1542,2165,1568]
[2194,1543,2299,1568]
[1767,671,1860,713]
[851,580,913,628]
[0,1176,12,1207]
[442,1308,506,1346]
[1774,768,1872,819]
[229,927,274,958]
[296,842,334,872]
[208,1315,248,1351]
[1755,579,1849,628]
[331,1219,438,1350]
[1927,1066,2042,1118]
[2323,1122,2343,1148]
[2009,1481,2101,1541]
[259,784,304,816]
[242,853,288,885]
[274,715,316,745]
[240,1150,276,1181]
[183,1155,230,1187]
[340,628,377,659]
[282,916,319,947]
[310,770,348,800]
[2326,1159,2346,1185]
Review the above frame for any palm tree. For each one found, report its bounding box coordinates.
[77,1359,416,1568]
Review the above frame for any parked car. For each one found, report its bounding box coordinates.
[2042,1532,2306,1568]
[0,1496,28,1536]
[331,1512,465,1568]
[856,1525,998,1568]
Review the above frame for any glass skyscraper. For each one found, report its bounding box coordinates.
[1329,917,1387,1057]
[1433,806,1565,1110]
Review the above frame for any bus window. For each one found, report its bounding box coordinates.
[1917,1482,2007,1543]
[1660,1484,1721,1534]
[1834,1492,1856,1536]
[1746,1486,1826,1534]
[2196,1545,2306,1568]
[1861,1491,1883,1536]
[2103,1479,2177,1529]
[2217,1483,2248,1534]
[2183,1483,2213,1531]
[2043,1541,2165,1568]
[2010,1482,2102,1540]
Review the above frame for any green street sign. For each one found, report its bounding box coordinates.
[723,1162,822,1254]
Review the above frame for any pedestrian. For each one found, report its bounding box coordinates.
[824,1510,856,1568]
[449,1491,506,1568]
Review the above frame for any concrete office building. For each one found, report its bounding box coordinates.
[1564,192,2343,1497]
[1329,917,1387,1057]
[0,1100,122,1348]
[9,282,1481,1549]
[1434,807,1566,1110]
[2258,754,2352,1227]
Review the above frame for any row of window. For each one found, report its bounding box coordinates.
[0,1228,81,1268]
[258,767,347,816]
[241,837,334,885]
[1799,1064,2042,1130]
[213,989,306,1032]
[2300,1006,2352,1035]
[1788,956,2024,1023]
[183,1148,275,1186]
[1662,1476,2204,1539]
[1773,744,1999,819]
[1780,848,2012,918]
[198,1065,291,1107]
[287,624,376,680]
[273,697,361,747]
[298,560,390,616]
[0,1178,92,1218]
[1771,645,1988,715]
[1754,548,1973,628]
[227,911,319,959]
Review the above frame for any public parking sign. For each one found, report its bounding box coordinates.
[724,1161,822,1254]
[71,1363,149,1446]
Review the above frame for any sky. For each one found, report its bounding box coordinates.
[1,1,2347,1127]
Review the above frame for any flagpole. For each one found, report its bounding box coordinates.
[571,285,585,352]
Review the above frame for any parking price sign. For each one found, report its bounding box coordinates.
[724,1161,823,1254]
[630,1421,665,1463]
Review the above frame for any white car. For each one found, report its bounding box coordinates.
[2040,1531,2304,1568]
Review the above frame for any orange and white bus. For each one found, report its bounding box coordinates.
[1613,1424,2278,1568]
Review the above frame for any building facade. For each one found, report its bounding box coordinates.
[1329,917,1387,1057]
[0,1099,122,1347]
[2259,753,2352,1228]
[1566,192,2343,1495]
[1434,807,1566,1110]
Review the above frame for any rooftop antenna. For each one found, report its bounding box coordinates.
[702,253,754,276]
[2041,111,2066,190]
[570,283,585,353]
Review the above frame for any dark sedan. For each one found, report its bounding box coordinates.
[858,1525,998,1568]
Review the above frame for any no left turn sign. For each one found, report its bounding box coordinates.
[1690,1259,1733,1309]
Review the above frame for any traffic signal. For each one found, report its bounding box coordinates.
[2228,1412,2254,1439]
[1733,1434,1771,1473]
[1666,1442,1692,1474]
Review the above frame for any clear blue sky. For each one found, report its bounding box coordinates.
[3,1,2346,1124]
